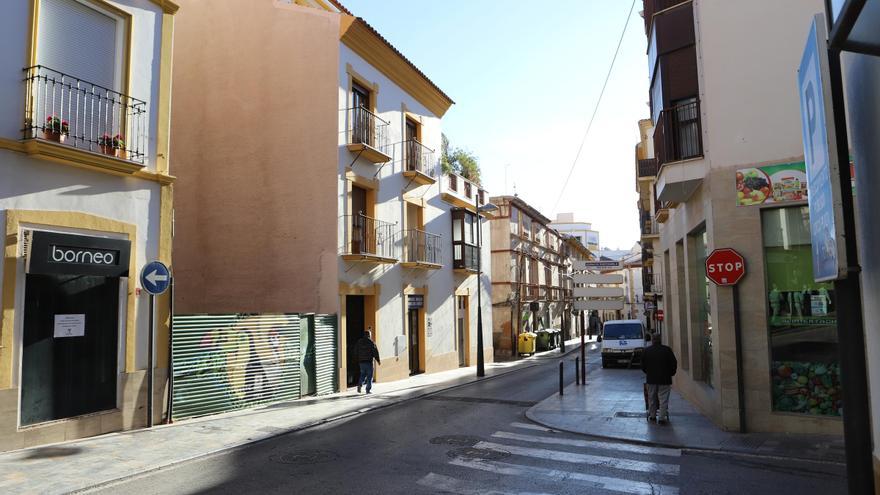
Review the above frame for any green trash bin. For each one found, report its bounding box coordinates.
[535,330,551,352]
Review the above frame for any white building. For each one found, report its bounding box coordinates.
[550,212,600,252]
[0,0,177,450]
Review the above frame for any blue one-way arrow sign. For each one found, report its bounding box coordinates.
[140,260,170,295]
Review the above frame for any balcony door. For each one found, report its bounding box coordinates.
[351,82,371,146]
[351,186,367,254]
[405,119,418,171]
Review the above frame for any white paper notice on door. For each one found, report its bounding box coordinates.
[54,314,85,338]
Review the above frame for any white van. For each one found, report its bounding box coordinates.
[599,319,649,368]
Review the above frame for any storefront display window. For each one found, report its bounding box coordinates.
[762,206,840,416]
[693,228,713,387]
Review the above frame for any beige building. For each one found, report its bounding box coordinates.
[635,118,663,335]
[170,0,491,415]
[489,196,571,358]
[642,0,840,434]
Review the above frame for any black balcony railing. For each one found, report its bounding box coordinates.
[643,273,663,293]
[637,158,658,177]
[23,66,147,163]
[342,213,398,260]
[347,106,389,152]
[655,99,702,166]
[405,139,436,177]
[452,242,479,271]
[403,229,442,265]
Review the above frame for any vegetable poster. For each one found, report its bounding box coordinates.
[736,161,808,206]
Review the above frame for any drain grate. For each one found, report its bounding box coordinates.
[447,447,511,461]
[270,449,338,465]
[430,435,482,447]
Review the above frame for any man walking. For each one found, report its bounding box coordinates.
[356,328,381,394]
[642,333,677,424]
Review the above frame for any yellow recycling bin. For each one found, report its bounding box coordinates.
[518,332,537,356]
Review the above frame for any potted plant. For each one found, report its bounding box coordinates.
[43,115,69,143]
[98,133,126,158]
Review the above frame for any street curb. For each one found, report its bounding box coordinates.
[523,395,847,466]
[74,346,585,494]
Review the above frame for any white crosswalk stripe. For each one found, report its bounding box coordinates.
[448,458,680,495]
[416,427,681,495]
[473,441,680,476]
[494,430,682,457]
[416,472,556,495]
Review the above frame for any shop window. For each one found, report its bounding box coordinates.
[762,207,840,416]
[675,240,689,370]
[689,227,712,385]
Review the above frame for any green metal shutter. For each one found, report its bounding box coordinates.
[314,314,338,396]
[171,313,301,420]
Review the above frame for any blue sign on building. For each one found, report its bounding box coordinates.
[798,15,847,282]
[140,260,171,295]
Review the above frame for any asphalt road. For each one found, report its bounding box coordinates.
[94,347,847,495]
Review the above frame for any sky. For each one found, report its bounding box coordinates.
[343,0,650,250]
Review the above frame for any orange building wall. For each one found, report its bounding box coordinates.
[170,0,340,314]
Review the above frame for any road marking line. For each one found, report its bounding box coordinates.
[494,430,681,458]
[509,422,554,432]
[473,441,680,476]
[449,458,679,495]
[416,472,555,495]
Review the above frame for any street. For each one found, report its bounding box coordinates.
[93,348,846,495]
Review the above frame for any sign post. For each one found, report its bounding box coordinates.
[140,261,170,428]
[705,248,747,433]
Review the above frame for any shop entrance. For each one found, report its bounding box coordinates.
[19,231,130,426]
[345,295,365,387]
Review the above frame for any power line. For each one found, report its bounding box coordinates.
[551,0,637,214]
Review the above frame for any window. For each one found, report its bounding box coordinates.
[675,240,689,370]
[351,82,373,146]
[405,118,421,172]
[672,96,700,159]
[689,227,712,385]
[603,323,643,340]
[763,207,840,416]
[464,181,472,199]
[451,209,479,271]
[522,216,532,240]
[510,207,519,236]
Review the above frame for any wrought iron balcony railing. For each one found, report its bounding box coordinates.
[402,229,442,265]
[346,106,389,154]
[655,99,702,166]
[23,65,147,163]
[637,158,658,178]
[405,139,436,178]
[341,213,398,260]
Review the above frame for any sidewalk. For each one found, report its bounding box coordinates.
[0,338,583,495]
[526,364,847,464]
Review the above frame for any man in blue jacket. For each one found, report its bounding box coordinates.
[642,333,677,424]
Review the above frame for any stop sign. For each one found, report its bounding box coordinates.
[705,248,746,286]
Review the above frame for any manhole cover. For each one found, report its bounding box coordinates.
[270,449,338,465]
[447,447,511,461]
[430,435,481,447]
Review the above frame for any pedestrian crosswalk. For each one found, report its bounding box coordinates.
[417,422,681,495]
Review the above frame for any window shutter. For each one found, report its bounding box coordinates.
[38,0,119,90]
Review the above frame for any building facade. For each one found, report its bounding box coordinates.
[643,0,841,434]
[0,0,177,450]
[550,213,600,252]
[170,0,492,406]
[635,118,663,334]
[489,196,570,358]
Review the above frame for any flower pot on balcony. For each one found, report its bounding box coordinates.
[99,145,127,159]
[42,130,66,143]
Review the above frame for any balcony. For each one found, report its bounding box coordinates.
[520,284,542,301]
[402,139,436,185]
[441,172,489,214]
[346,106,391,164]
[341,213,398,263]
[643,0,692,35]
[401,229,442,269]
[654,98,705,203]
[637,158,658,179]
[640,214,659,240]
[643,273,663,295]
[22,66,147,172]
[452,242,479,272]
[655,202,670,223]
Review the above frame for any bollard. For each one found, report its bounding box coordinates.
[575,357,580,385]
[581,340,587,386]
[559,362,564,396]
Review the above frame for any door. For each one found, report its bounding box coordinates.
[351,186,367,254]
[456,296,468,367]
[21,273,119,425]
[346,296,365,386]
[408,308,421,375]
[300,314,316,396]
[351,82,371,145]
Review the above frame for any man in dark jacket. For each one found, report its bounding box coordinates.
[356,328,381,394]
[641,333,677,423]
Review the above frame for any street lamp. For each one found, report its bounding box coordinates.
[475,198,498,378]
